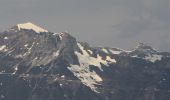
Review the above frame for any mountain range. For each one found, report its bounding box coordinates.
[0,22,170,100]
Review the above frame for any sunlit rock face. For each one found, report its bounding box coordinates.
[0,22,170,100]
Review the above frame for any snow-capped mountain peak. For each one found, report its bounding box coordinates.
[0,23,170,100]
[134,43,157,53]
[16,22,48,33]
[129,43,162,62]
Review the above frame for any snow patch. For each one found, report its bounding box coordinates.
[24,44,29,47]
[12,64,19,74]
[15,54,24,58]
[53,33,63,40]
[145,54,162,62]
[0,45,6,51]
[17,22,48,33]
[23,42,35,56]
[60,84,63,87]
[132,54,162,62]
[53,33,58,35]
[69,43,116,92]
[53,50,60,57]
[102,48,109,54]
[68,64,102,93]
[77,43,89,56]
[106,56,116,63]
[34,57,38,60]
[109,49,122,54]
[76,43,116,71]
[61,75,65,78]
[4,37,8,40]
[87,50,93,55]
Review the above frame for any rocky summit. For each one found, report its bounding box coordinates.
[0,22,170,100]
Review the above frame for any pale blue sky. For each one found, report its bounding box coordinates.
[0,0,170,51]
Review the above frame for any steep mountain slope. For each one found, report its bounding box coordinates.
[0,22,170,100]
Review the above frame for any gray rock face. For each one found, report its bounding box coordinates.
[0,23,170,100]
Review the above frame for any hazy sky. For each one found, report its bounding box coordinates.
[0,0,170,51]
